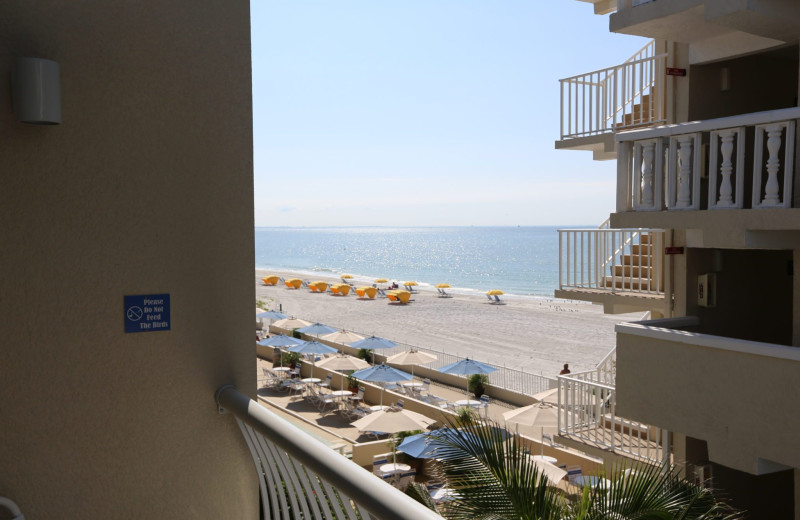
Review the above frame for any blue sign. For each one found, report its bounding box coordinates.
[124,294,171,333]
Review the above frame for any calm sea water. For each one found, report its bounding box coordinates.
[254,226,575,297]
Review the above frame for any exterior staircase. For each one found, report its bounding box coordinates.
[558,40,666,142]
[602,233,662,291]
[557,226,668,315]
[614,91,656,130]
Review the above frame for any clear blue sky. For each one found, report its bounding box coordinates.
[252,1,646,226]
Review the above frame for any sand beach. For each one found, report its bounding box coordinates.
[256,269,641,377]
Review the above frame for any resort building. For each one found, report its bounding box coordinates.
[1,2,437,519]
[556,1,800,517]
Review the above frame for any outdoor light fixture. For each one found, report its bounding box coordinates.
[11,57,61,124]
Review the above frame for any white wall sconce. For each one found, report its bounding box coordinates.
[11,57,62,124]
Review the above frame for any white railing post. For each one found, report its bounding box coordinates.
[753,121,795,209]
[558,231,563,289]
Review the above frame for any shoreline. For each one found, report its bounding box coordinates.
[255,268,641,378]
[254,263,559,300]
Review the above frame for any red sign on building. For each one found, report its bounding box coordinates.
[666,68,686,77]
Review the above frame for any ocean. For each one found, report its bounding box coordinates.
[254,226,576,297]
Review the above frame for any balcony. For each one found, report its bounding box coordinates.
[614,107,800,236]
[614,317,800,475]
[555,348,667,464]
[556,40,666,160]
[556,227,669,314]
[215,385,443,520]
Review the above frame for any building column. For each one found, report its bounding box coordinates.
[794,250,800,347]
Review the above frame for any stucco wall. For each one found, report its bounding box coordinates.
[0,2,256,518]
[616,329,800,475]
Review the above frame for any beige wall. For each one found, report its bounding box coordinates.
[616,329,800,475]
[0,2,256,518]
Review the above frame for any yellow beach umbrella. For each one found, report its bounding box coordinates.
[341,274,354,279]
[486,289,504,296]
[356,286,377,299]
[310,281,328,292]
[330,284,350,296]
[285,278,303,289]
[435,283,451,288]
[374,278,388,284]
[404,281,418,286]
[388,290,411,304]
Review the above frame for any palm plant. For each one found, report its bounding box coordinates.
[407,412,742,520]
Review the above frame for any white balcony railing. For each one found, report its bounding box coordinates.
[558,228,666,296]
[216,385,443,520]
[557,371,665,464]
[617,107,800,212]
[560,40,666,140]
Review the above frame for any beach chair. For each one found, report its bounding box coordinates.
[567,465,583,487]
[341,401,368,421]
[372,454,391,478]
[317,374,332,390]
[419,378,432,396]
[348,386,365,404]
[316,392,338,414]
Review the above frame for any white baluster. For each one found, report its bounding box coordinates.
[676,136,693,208]
[717,130,736,207]
[762,124,784,206]
[641,141,655,206]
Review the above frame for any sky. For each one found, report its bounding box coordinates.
[251,1,647,227]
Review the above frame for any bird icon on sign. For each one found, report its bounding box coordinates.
[126,306,144,321]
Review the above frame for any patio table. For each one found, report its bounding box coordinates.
[380,463,410,475]
[430,487,456,502]
[574,476,611,489]
[272,367,291,377]
[532,455,558,465]
[453,399,482,408]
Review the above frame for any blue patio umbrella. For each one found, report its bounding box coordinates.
[256,310,289,320]
[438,358,497,394]
[258,334,305,348]
[397,430,465,459]
[258,334,305,368]
[350,363,413,406]
[287,340,338,378]
[349,335,397,364]
[349,335,397,350]
[297,322,338,336]
[286,340,338,355]
[399,428,508,459]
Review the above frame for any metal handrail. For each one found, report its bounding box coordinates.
[216,385,443,520]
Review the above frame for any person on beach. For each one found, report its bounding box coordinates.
[559,363,571,375]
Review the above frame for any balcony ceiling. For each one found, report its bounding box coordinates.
[575,0,617,15]
[610,0,800,47]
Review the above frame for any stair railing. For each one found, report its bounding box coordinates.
[560,40,666,140]
[558,228,666,296]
